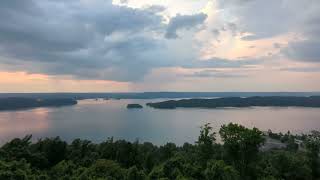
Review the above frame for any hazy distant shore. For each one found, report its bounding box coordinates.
[0,97,77,111]
[0,92,320,100]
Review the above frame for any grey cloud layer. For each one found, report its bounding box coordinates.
[0,0,215,81]
[0,0,162,81]
[282,3,320,63]
[1,0,318,82]
[218,0,299,40]
[165,13,208,39]
[283,40,320,62]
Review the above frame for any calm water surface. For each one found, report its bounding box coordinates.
[1,99,320,145]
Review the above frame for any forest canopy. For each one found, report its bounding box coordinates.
[0,123,319,180]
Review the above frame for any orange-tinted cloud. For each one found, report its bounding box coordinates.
[0,71,130,92]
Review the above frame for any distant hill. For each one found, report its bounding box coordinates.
[146,96,320,109]
[0,97,77,111]
[0,92,320,100]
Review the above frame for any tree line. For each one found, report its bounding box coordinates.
[0,123,319,179]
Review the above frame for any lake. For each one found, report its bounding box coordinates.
[1,99,320,145]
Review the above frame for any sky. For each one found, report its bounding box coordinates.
[0,0,319,92]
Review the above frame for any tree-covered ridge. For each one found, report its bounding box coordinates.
[0,123,319,180]
[0,97,77,111]
[146,96,320,109]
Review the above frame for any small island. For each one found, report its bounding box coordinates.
[0,97,77,111]
[127,104,143,109]
[146,96,320,109]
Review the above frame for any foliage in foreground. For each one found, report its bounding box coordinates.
[0,123,319,180]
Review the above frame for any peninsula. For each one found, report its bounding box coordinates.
[0,97,77,111]
[146,96,320,109]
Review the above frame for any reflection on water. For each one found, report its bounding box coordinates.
[0,108,50,144]
[0,99,320,145]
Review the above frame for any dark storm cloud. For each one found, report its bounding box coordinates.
[165,13,207,39]
[0,0,277,81]
[0,0,166,81]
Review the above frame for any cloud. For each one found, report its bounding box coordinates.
[184,57,262,69]
[282,40,320,63]
[119,0,129,4]
[1,0,317,88]
[280,66,320,72]
[0,0,225,82]
[280,2,320,63]
[217,0,315,40]
[0,0,166,81]
[185,69,248,78]
[273,43,282,49]
[211,29,220,36]
[144,5,167,13]
[165,13,207,39]
[216,0,320,64]
[217,0,254,8]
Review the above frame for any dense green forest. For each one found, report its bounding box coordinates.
[147,96,320,109]
[0,123,319,180]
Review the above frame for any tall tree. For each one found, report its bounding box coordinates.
[306,130,320,178]
[219,123,265,178]
[196,123,216,164]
